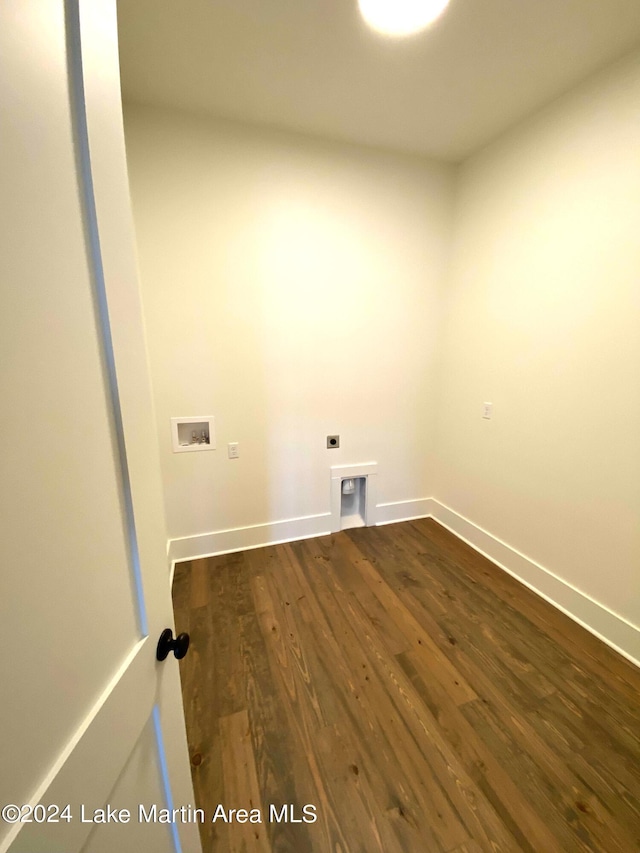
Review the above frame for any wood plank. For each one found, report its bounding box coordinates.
[258,541,454,850]
[172,517,640,852]
[174,598,221,852]
[416,519,640,700]
[288,538,520,851]
[397,650,567,853]
[190,557,211,609]
[449,842,484,853]
[219,710,271,853]
[171,562,191,631]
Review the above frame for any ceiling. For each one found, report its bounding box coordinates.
[117,0,640,161]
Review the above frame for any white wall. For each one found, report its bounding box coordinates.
[434,50,640,636]
[124,106,453,546]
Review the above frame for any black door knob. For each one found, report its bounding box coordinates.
[156,628,190,661]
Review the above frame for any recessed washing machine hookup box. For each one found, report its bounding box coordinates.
[171,416,215,452]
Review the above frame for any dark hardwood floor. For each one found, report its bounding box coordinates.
[172,518,640,852]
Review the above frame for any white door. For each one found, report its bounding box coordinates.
[0,2,201,852]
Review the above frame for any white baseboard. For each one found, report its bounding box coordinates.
[429,500,640,669]
[167,498,433,564]
[167,497,640,669]
[376,497,436,526]
[168,512,332,564]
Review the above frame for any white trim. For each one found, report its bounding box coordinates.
[330,462,379,478]
[429,500,640,669]
[376,497,435,526]
[168,512,332,564]
[166,493,431,565]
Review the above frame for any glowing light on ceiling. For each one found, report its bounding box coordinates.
[358,0,450,37]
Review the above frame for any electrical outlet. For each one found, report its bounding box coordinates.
[228,442,239,459]
[482,402,493,419]
[327,435,340,449]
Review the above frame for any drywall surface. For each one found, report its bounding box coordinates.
[434,50,640,628]
[124,106,453,541]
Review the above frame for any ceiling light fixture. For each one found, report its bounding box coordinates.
[358,0,450,37]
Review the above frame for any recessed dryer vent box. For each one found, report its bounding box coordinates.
[330,462,377,532]
[171,416,215,453]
